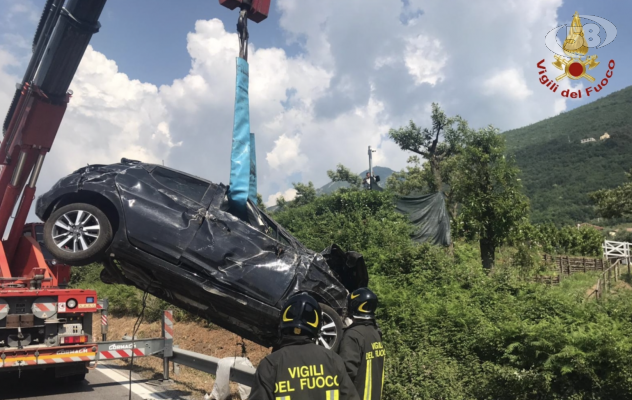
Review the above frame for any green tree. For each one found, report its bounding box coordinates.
[388,103,465,192]
[386,156,429,195]
[275,195,288,211]
[256,193,266,211]
[291,181,317,207]
[452,126,529,270]
[326,164,362,189]
[589,168,632,219]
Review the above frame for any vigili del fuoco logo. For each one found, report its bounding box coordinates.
[537,12,617,98]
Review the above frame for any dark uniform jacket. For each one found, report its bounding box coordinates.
[251,336,360,400]
[337,321,385,400]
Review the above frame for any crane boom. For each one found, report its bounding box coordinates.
[0,0,106,276]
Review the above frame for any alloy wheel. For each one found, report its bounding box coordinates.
[317,312,338,350]
[52,210,101,252]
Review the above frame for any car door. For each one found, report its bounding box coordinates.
[183,185,299,306]
[115,166,211,264]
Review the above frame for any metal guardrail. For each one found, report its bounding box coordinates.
[168,347,256,387]
[97,302,256,386]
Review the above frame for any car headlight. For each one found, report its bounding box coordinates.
[67,299,77,309]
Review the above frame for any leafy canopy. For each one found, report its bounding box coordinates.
[326,164,362,189]
[589,169,632,219]
[452,125,530,269]
[388,103,466,191]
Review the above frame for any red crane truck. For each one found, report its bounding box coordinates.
[0,0,106,381]
[0,0,270,382]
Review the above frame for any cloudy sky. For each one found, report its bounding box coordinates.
[0,0,630,218]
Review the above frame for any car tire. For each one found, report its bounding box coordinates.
[317,303,343,352]
[43,203,113,266]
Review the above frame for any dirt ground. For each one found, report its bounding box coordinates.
[92,316,271,399]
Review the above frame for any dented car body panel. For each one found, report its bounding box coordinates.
[35,160,368,347]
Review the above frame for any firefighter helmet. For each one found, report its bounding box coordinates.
[279,293,322,337]
[347,287,378,320]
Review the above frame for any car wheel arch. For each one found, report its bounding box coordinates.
[45,191,121,234]
[300,291,344,317]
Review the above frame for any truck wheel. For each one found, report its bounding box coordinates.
[44,203,113,266]
[317,303,343,352]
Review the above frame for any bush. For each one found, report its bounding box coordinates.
[274,190,412,269]
[511,223,603,257]
[373,242,632,399]
[278,190,632,399]
[612,228,632,243]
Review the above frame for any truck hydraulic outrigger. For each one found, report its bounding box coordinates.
[0,0,270,379]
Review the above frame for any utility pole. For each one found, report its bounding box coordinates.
[368,146,376,190]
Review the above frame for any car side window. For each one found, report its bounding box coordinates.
[151,167,210,204]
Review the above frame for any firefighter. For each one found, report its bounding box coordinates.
[337,288,385,400]
[251,293,360,400]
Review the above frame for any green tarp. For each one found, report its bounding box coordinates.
[395,192,451,246]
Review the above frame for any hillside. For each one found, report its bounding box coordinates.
[503,85,632,225]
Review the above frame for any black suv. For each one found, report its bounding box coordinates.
[35,159,368,349]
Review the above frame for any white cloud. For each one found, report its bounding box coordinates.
[266,188,297,207]
[0,0,579,219]
[404,35,447,86]
[553,98,567,115]
[266,134,307,173]
[483,68,533,100]
[36,46,175,196]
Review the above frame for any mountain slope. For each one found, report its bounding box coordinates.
[503,85,632,225]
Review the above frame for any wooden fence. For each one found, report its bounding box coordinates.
[541,254,608,274]
[588,258,624,300]
[534,243,632,295]
[532,255,608,286]
[531,275,561,285]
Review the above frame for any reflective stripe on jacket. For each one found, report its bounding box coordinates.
[337,322,385,400]
[251,336,360,400]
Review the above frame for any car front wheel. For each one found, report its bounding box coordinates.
[317,303,343,352]
[43,203,113,266]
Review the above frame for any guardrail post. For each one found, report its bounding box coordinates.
[173,345,180,375]
[101,298,109,342]
[162,310,174,382]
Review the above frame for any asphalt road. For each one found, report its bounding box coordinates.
[2,364,191,400]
